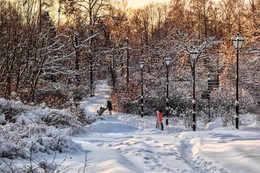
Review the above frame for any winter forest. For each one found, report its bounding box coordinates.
[0,0,259,172]
[0,0,259,116]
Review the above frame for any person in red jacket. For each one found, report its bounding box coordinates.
[156,110,164,131]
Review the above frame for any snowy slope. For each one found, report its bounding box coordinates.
[58,80,260,173]
[0,80,259,173]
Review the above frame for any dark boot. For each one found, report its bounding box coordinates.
[161,123,164,131]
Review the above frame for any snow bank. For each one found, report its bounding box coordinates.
[88,121,138,133]
[205,121,222,130]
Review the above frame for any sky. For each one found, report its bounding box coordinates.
[127,0,171,8]
[1,80,260,172]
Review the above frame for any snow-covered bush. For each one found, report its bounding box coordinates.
[205,121,222,130]
[0,102,24,123]
[0,99,85,161]
[0,162,23,173]
[0,140,27,159]
[0,114,5,124]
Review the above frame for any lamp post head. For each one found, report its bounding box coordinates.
[139,60,144,69]
[190,49,199,61]
[232,33,245,49]
[165,57,172,66]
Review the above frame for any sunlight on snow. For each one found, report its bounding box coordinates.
[88,121,138,133]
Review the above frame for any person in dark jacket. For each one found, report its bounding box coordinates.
[106,100,113,115]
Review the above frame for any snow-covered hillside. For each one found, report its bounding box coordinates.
[0,80,260,173]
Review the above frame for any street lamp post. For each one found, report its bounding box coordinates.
[232,33,245,129]
[90,63,94,97]
[126,37,130,85]
[139,60,145,118]
[207,73,211,123]
[165,57,172,125]
[190,50,199,131]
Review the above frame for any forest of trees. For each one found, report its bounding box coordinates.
[0,0,259,123]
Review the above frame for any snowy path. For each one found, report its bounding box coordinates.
[70,80,203,172]
[61,80,260,173]
[80,80,111,115]
[72,123,202,173]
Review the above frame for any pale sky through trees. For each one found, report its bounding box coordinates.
[127,0,171,8]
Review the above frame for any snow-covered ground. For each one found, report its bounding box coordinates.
[56,80,260,173]
[1,80,260,173]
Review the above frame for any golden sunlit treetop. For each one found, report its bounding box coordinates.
[127,0,171,9]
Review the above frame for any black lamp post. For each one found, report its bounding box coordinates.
[190,49,199,131]
[165,57,172,125]
[207,72,211,123]
[126,37,130,85]
[232,33,245,129]
[139,60,144,117]
[90,63,94,97]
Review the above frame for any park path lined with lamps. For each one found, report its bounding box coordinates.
[134,33,244,130]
